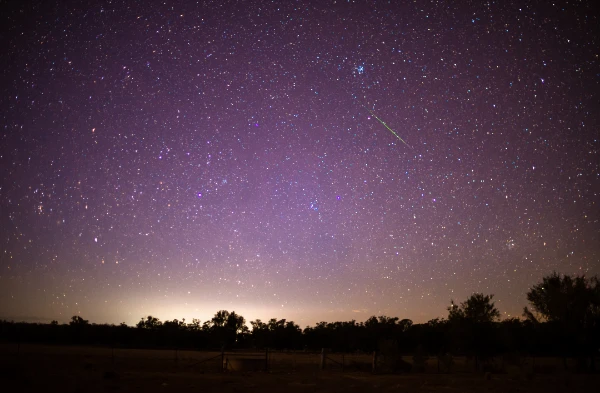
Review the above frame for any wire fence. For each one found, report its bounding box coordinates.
[1,342,595,376]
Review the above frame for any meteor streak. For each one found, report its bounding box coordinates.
[324,66,413,149]
[363,105,413,149]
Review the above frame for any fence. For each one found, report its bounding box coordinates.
[2,343,595,375]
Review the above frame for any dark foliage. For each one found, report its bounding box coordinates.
[524,272,600,371]
[446,293,500,370]
[1,273,598,372]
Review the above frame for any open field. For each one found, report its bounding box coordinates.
[1,343,598,392]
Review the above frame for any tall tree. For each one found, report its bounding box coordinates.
[211,310,230,327]
[69,315,89,326]
[448,293,500,371]
[136,315,162,329]
[225,311,247,334]
[208,310,247,347]
[187,318,202,331]
[448,293,500,324]
[525,272,600,371]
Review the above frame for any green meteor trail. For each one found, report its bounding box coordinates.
[364,106,413,149]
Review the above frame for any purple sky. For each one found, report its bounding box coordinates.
[0,0,598,327]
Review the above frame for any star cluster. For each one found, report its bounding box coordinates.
[0,0,597,326]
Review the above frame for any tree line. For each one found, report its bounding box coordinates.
[1,272,598,371]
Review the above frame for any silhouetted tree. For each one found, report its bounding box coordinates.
[187,318,202,331]
[69,315,89,326]
[448,293,500,371]
[249,319,269,348]
[68,315,90,343]
[525,272,600,371]
[226,311,247,334]
[2,273,596,359]
[163,318,186,330]
[253,318,302,349]
[136,315,162,329]
[207,310,246,347]
[410,318,449,356]
[448,293,500,323]
[497,317,534,356]
[161,319,187,347]
[211,310,229,327]
[398,318,413,332]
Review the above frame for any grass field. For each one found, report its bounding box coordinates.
[0,343,597,392]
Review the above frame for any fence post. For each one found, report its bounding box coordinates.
[372,351,377,373]
[265,348,269,372]
[342,353,345,372]
[221,349,225,372]
[320,348,326,370]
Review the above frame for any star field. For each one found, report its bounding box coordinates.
[0,0,598,326]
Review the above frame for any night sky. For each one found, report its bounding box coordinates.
[1,0,598,327]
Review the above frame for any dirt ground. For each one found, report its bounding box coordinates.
[1,343,598,392]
